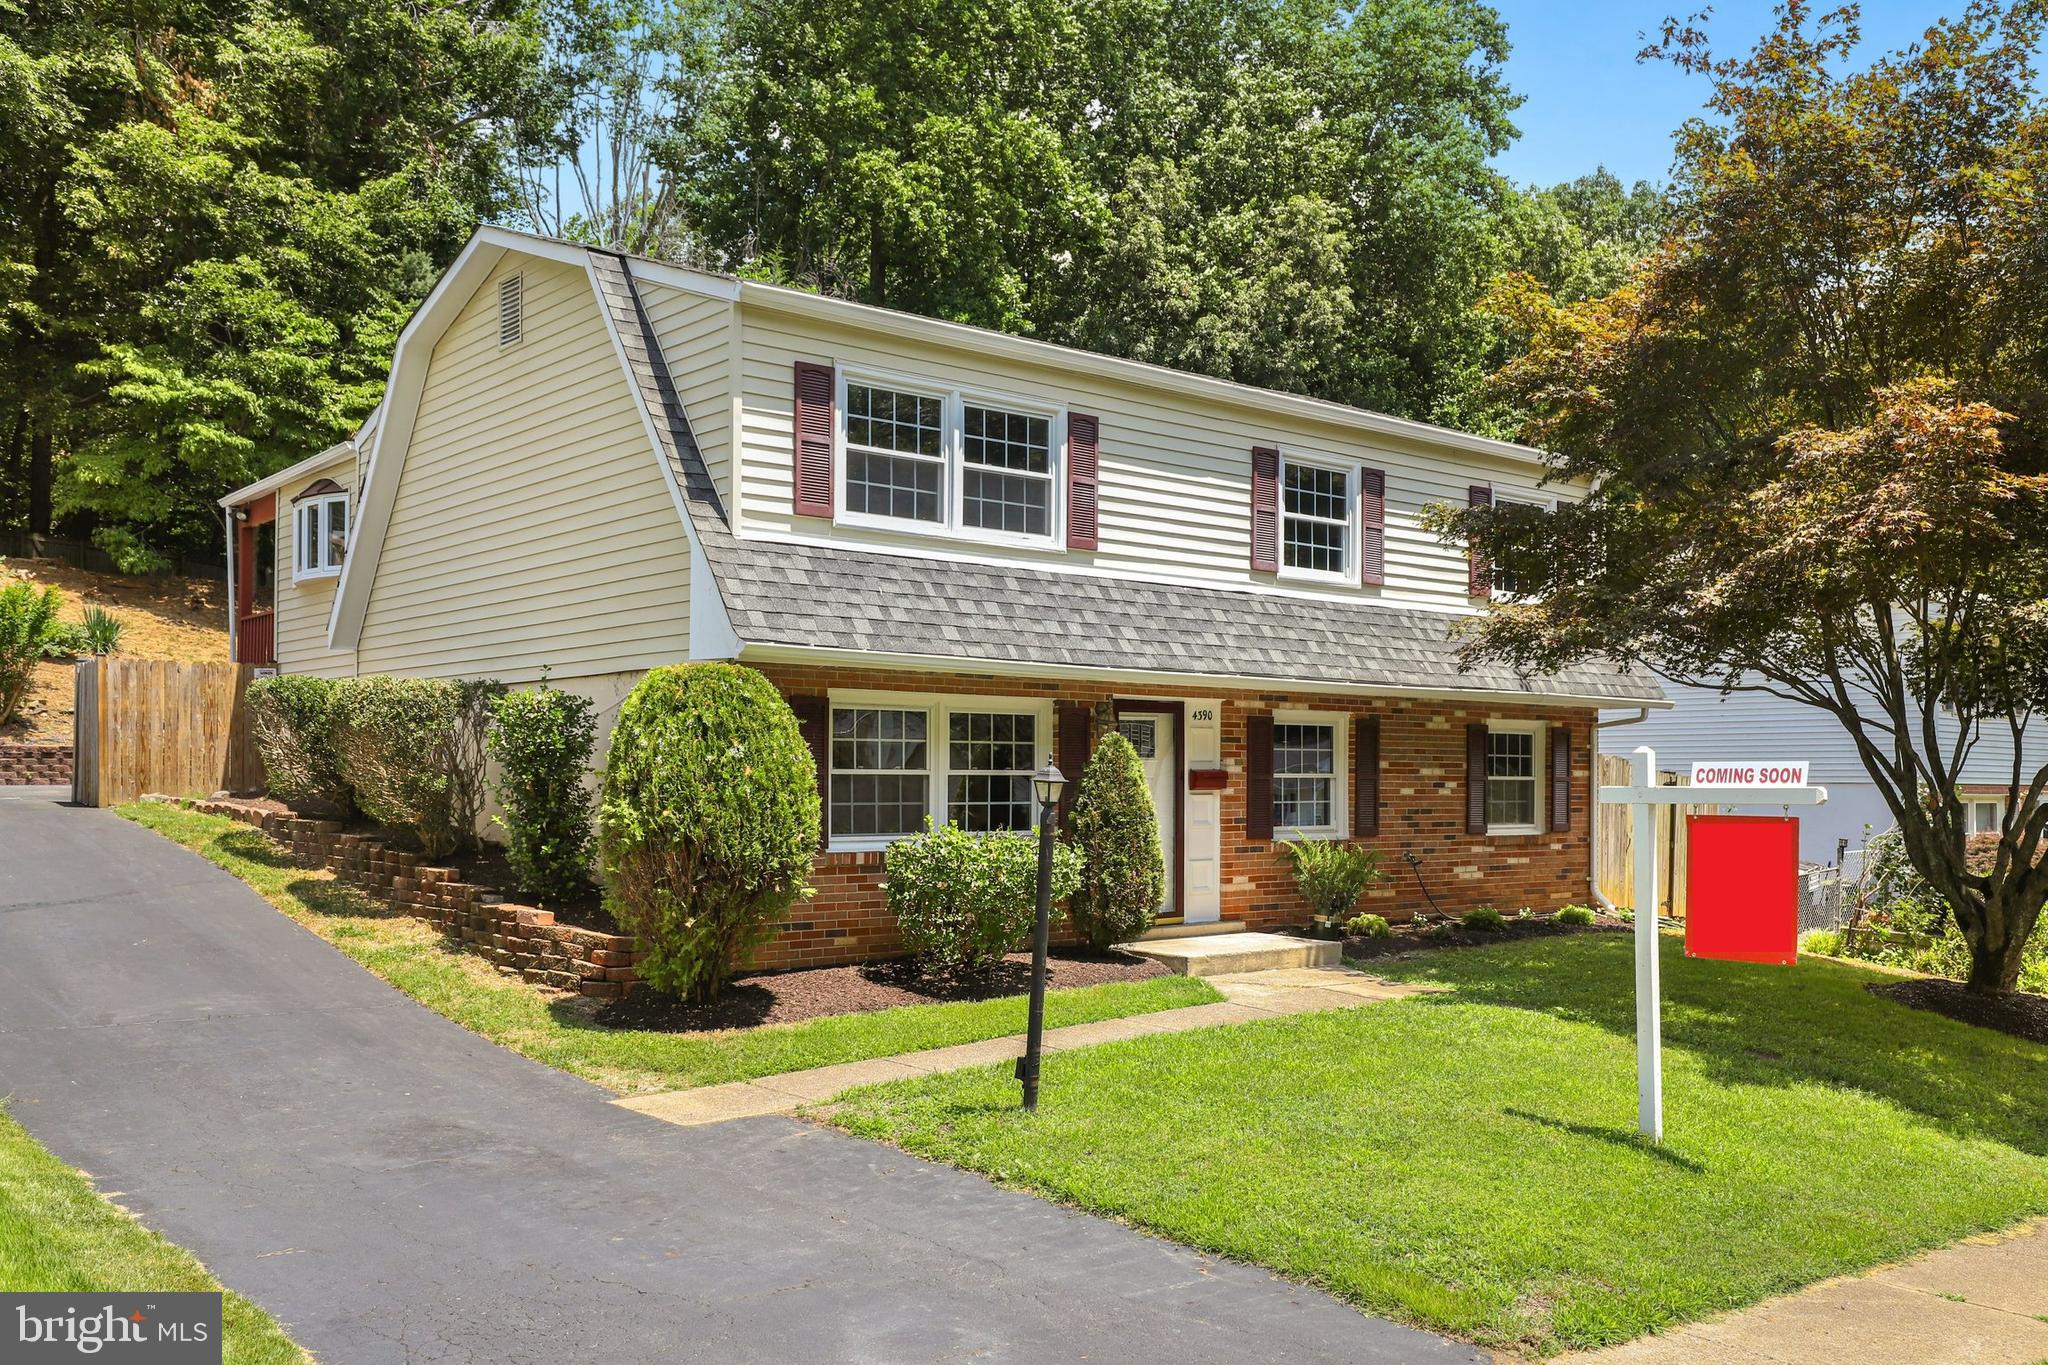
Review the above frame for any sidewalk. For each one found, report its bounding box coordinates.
[618,966,1432,1127]
[1568,1216,2048,1364]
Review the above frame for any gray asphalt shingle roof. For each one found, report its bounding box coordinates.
[590,250,1662,706]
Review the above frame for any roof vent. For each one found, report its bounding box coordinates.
[498,273,523,347]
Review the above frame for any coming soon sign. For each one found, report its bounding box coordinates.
[1688,761,1810,787]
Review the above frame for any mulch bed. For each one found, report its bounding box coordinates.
[595,948,1171,1033]
[1341,914,1629,960]
[1870,977,2048,1045]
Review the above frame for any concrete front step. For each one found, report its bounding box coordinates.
[1117,930,1340,976]
[1133,919,1247,941]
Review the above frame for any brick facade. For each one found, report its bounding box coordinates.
[0,742,72,787]
[751,661,1599,968]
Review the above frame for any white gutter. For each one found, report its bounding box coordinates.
[1590,707,1656,910]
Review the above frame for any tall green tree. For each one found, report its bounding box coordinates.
[0,0,550,559]
[686,0,1521,425]
[1449,2,2048,994]
[1496,168,1666,305]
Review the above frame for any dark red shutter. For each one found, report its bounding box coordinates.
[1245,712,1275,840]
[792,361,835,518]
[1055,702,1092,826]
[1467,484,1492,598]
[788,694,830,848]
[1359,467,1386,587]
[1466,723,1489,835]
[1066,414,1100,550]
[1250,446,1280,572]
[1549,725,1572,832]
[1353,715,1380,836]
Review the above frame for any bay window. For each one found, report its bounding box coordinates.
[293,492,348,581]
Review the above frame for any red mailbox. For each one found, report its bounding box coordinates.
[1684,814,1800,964]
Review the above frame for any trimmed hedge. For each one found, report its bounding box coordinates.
[246,674,350,811]
[886,821,1083,978]
[487,681,597,905]
[1065,730,1165,949]
[334,675,500,857]
[599,663,819,1002]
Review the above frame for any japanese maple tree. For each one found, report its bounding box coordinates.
[1449,2,2048,993]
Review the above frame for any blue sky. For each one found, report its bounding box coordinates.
[1489,2,1939,187]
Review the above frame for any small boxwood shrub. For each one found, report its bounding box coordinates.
[334,675,501,856]
[1463,906,1507,932]
[246,674,351,811]
[1065,731,1166,949]
[1284,838,1385,923]
[1346,911,1392,938]
[1555,904,1596,926]
[487,679,597,905]
[886,821,1083,978]
[1800,928,1844,956]
[599,663,818,1002]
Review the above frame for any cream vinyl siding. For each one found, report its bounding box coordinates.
[637,282,734,511]
[353,255,693,682]
[733,308,1571,611]
[274,456,358,678]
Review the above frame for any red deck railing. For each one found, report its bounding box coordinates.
[234,611,276,665]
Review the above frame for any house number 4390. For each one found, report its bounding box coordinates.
[1190,708,1215,723]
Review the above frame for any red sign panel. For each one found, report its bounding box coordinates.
[1684,814,1800,965]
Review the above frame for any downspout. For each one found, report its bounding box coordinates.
[1591,708,1653,911]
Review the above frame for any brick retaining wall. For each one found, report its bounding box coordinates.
[171,798,644,1000]
[0,742,72,786]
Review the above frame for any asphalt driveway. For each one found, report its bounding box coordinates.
[0,788,1479,1364]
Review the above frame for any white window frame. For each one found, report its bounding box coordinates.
[1965,796,2005,835]
[1484,720,1546,836]
[1489,490,1556,601]
[1277,450,1359,586]
[825,689,1057,852]
[292,493,349,583]
[1271,709,1349,840]
[835,366,1066,550]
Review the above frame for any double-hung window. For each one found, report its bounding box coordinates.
[839,372,1063,546]
[293,493,348,581]
[1272,715,1345,836]
[1280,453,1354,581]
[827,694,1052,847]
[1966,798,2004,835]
[1489,492,1555,599]
[1485,725,1542,833]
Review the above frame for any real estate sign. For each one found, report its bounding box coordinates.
[1688,761,1809,788]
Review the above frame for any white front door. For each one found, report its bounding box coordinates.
[1116,711,1178,918]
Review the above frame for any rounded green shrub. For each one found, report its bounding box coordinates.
[1346,911,1392,938]
[886,821,1083,978]
[1462,905,1507,932]
[1065,730,1165,949]
[247,674,351,811]
[0,580,63,726]
[1554,904,1596,926]
[1799,928,1844,957]
[487,680,597,906]
[599,663,819,1002]
[334,675,501,857]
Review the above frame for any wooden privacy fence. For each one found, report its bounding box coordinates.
[72,658,265,807]
[1596,753,1708,917]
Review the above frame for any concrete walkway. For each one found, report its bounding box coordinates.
[0,788,1479,1364]
[1569,1217,2048,1364]
[621,967,1432,1127]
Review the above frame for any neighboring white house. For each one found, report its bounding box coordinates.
[1603,682,2044,864]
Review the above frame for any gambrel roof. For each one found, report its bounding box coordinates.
[322,227,1664,708]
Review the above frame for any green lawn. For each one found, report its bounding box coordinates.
[121,802,1219,1094]
[824,933,2048,1357]
[0,1107,305,1362]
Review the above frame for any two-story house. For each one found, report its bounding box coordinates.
[219,227,1664,969]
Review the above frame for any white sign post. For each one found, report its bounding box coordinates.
[1599,745,1828,1142]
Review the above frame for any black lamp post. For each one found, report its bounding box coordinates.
[1016,758,1066,1112]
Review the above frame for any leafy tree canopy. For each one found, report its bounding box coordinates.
[685,0,1524,427]
[1450,0,2048,993]
[1,0,552,559]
